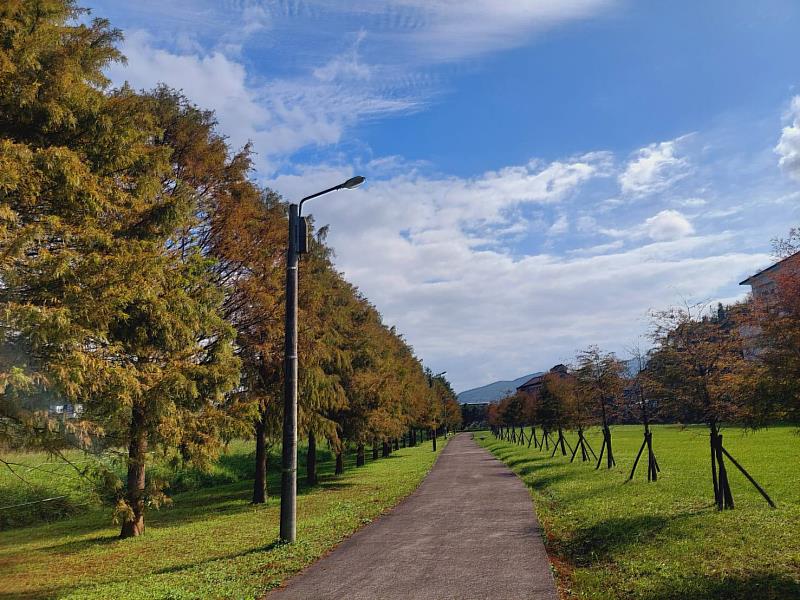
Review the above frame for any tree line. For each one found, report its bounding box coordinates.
[0,1,461,538]
[489,243,800,510]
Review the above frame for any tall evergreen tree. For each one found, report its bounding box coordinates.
[209,187,287,503]
[0,3,240,537]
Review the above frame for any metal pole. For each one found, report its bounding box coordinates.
[277,176,364,543]
[280,203,299,543]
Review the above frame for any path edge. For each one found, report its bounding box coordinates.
[261,435,452,598]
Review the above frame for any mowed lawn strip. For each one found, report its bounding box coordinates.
[477,425,800,600]
[0,439,445,600]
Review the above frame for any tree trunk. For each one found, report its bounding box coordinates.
[120,404,147,538]
[356,443,365,467]
[335,450,344,475]
[307,430,318,485]
[393,438,399,451]
[598,400,616,469]
[710,424,720,505]
[252,411,268,504]
[605,425,615,468]
[432,428,437,451]
[646,431,658,481]
[710,425,734,510]
[382,441,390,457]
[596,423,615,469]
[372,439,379,460]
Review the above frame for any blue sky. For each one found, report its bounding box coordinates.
[90,0,800,391]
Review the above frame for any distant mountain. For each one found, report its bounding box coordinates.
[458,359,642,405]
[457,372,544,404]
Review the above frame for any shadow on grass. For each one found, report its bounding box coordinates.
[153,539,286,576]
[560,514,675,566]
[558,508,711,568]
[19,459,358,551]
[489,450,568,487]
[506,454,551,469]
[523,472,569,490]
[34,532,123,554]
[640,573,800,600]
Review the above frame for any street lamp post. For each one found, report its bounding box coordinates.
[428,370,446,452]
[280,175,365,544]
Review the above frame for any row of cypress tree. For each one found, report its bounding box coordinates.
[0,1,460,537]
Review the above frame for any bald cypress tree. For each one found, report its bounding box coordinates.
[209,187,287,502]
[649,305,774,509]
[0,2,240,537]
[536,373,573,457]
[574,347,625,470]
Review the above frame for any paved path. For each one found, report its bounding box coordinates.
[267,432,558,600]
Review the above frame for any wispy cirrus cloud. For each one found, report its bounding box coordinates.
[112,0,614,65]
[101,0,617,174]
[108,30,424,172]
[334,0,616,63]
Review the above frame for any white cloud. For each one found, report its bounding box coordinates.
[109,31,266,146]
[776,95,800,181]
[598,209,694,242]
[102,0,614,67]
[107,30,421,173]
[94,2,792,392]
[619,137,691,196]
[313,31,372,82]
[269,154,607,237]
[240,5,271,37]
[643,209,695,241]
[101,0,615,170]
[677,197,707,207]
[548,215,569,235]
[371,0,615,63]
[567,240,624,256]
[267,163,767,390]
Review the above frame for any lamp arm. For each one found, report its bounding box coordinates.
[298,183,345,216]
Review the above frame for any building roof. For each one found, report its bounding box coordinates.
[516,365,568,392]
[516,373,545,391]
[739,251,800,286]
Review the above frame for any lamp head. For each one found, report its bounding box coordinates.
[342,175,366,189]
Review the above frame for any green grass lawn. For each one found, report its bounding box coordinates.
[0,438,444,599]
[0,440,261,529]
[477,425,800,600]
